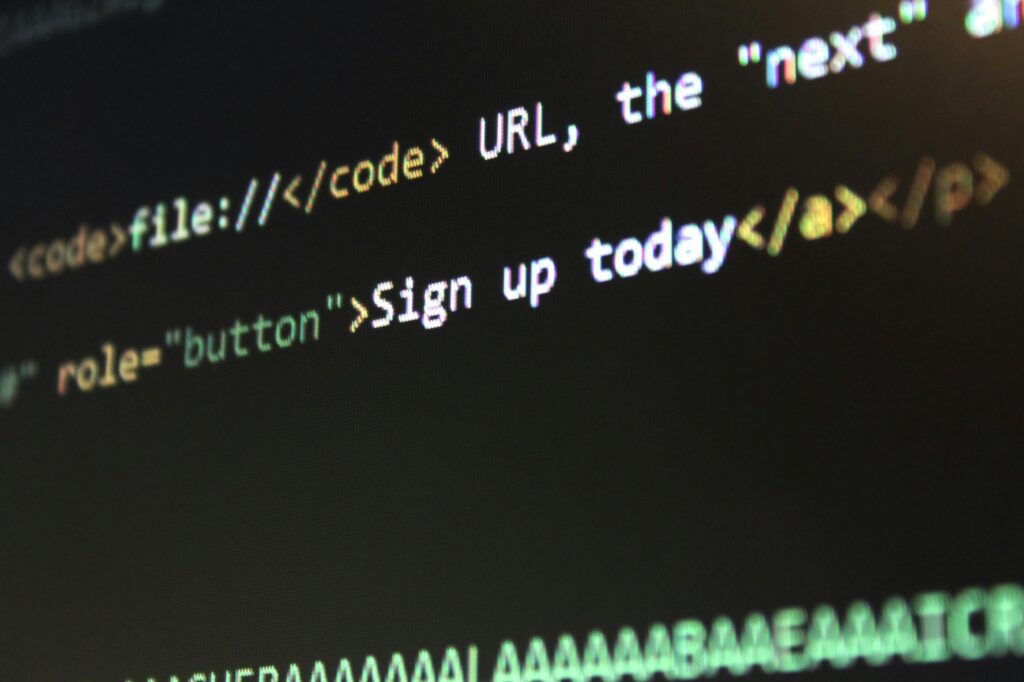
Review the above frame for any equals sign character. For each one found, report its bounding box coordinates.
[141,347,162,368]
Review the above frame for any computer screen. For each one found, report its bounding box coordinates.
[2,1,1023,680]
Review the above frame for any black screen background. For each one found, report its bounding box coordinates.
[1,2,1022,680]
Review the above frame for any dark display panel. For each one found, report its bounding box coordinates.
[1,2,1022,680]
